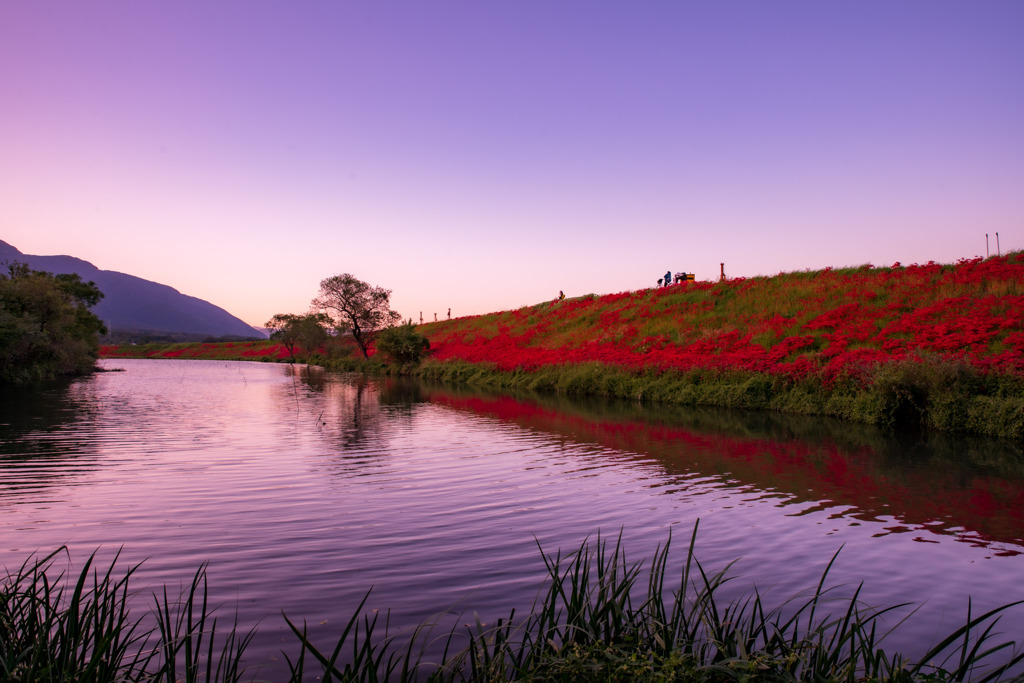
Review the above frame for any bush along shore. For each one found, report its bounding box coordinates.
[4,527,1024,682]
[100,253,1024,439]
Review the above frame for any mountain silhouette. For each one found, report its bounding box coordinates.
[0,240,263,340]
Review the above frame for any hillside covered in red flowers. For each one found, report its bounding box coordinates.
[421,254,1024,381]
[417,254,1024,438]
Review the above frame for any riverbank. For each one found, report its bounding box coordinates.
[408,253,1024,439]
[408,357,1024,439]
[100,253,1024,439]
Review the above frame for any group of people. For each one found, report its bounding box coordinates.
[554,271,692,304]
[657,270,692,287]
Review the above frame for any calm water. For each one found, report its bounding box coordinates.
[2,359,1024,678]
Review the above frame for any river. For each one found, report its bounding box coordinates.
[2,359,1023,678]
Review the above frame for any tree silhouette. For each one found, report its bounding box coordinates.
[314,274,401,358]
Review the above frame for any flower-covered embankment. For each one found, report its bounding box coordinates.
[422,254,1024,382]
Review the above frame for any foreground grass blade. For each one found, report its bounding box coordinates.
[4,525,1024,682]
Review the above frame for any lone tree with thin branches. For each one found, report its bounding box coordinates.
[314,273,401,358]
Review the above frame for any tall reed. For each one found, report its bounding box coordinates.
[448,526,1024,681]
[3,530,1023,681]
[0,548,154,681]
[0,547,254,683]
[287,523,1024,682]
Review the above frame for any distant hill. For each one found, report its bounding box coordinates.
[0,240,265,340]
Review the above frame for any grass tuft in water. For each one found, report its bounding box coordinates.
[290,524,1024,682]
[0,547,254,683]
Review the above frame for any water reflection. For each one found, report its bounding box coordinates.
[2,360,1023,679]
[276,366,426,479]
[0,375,108,503]
[419,383,1024,553]
[0,375,96,455]
[5,366,1021,556]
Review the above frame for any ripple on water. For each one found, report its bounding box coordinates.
[1,359,1022,676]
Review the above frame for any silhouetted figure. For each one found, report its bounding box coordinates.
[447,308,451,319]
[558,290,565,300]
[664,270,672,287]
[657,278,663,287]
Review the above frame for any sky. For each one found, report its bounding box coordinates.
[2,2,1023,328]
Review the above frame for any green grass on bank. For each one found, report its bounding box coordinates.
[4,527,1024,682]
[411,358,1024,440]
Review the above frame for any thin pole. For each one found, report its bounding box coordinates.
[986,233,990,258]
[997,232,1001,256]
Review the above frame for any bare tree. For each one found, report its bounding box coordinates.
[313,273,401,358]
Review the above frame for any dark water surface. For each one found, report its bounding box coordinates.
[2,359,1023,677]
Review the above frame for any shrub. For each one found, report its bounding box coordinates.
[376,322,430,365]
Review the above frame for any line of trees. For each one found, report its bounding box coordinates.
[0,262,107,383]
[266,273,428,365]
[0,265,426,381]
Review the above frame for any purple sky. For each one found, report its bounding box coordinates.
[2,2,1022,328]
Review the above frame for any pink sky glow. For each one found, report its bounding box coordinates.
[2,2,1022,327]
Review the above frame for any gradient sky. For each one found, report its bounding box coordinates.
[2,2,1023,328]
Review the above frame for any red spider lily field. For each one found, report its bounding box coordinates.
[100,339,295,361]
[414,253,1024,439]
[102,253,1024,438]
[422,254,1024,378]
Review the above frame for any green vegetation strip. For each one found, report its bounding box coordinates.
[99,345,1024,439]
[3,526,1023,682]
[412,358,1024,440]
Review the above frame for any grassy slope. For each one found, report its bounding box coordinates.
[416,253,1024,438]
